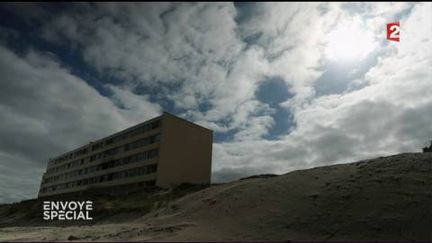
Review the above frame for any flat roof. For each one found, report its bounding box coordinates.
[162,111,213,133]
[49,111,212,161]
[50,114,163,161]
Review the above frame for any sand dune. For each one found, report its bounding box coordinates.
[1,152,431,241]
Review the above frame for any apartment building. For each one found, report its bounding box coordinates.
[38,112,213,198]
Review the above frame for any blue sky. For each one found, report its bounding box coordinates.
[0,2,431,204]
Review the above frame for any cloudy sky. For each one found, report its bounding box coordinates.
[0,2,431,204]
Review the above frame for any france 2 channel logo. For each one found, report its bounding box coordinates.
[387,22,400,42]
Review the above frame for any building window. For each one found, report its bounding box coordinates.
[106,138,115,145]
[146,180,156,186]
[151,120,160,129]
[148,149,159,159]
[92,142,103,151]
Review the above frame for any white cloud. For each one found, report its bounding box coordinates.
[41,3,330,138]
[30,3,432,179]
[107,85,162,124]
[212,2,432,181]
[0,151,45,204]
[0,45,161,203]
[1,2,430,202]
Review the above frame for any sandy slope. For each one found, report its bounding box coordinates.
[1,152,431,241]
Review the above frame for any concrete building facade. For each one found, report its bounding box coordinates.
[38,112,213,198]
